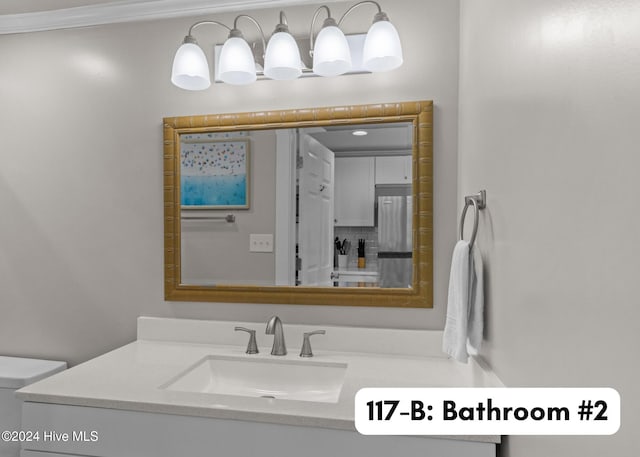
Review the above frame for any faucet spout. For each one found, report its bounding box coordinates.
[265,316,287,356]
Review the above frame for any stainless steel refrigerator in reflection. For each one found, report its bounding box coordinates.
[376,184,413,288]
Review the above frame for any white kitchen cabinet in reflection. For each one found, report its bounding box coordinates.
[334,157,375,227]
[375,155,412,184]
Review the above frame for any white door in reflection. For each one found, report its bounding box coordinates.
[299,134,335,286]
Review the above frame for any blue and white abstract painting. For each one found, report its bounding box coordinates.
[180,133,249,208]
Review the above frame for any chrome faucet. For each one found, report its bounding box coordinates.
[265,316,286,356]
[300,330,325,357]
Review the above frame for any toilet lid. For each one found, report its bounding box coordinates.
[0,356,66,389]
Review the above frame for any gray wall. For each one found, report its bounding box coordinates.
[459,0,639,455]
[181,130,276,285]
[0,0,459,366]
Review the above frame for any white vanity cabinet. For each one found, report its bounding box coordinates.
[16,318,500,457]
[21,403,496,457]
[334,157,375,226]
[375,155,412,184]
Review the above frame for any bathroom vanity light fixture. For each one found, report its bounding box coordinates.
[170,1,403,91]
[264,11,302,81]
[171,16,264,90]
[310,5,352,77]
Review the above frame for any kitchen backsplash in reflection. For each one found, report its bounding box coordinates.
[334,226,378,269]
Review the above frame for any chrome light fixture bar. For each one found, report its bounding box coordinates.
[171,1,403,91]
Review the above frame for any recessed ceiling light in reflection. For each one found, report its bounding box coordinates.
[352,130,368,136]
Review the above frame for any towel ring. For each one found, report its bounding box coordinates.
[459,190,486,249]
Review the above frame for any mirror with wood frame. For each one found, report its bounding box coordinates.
[163,101,432,307]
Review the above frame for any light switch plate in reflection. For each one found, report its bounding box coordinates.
[249,234,274,253]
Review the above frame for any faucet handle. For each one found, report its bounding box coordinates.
[300,330,326,358]
[235,327,259,354]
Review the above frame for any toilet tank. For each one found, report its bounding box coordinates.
[0,357,66,457]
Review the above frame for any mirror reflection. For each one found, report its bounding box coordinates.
[179,122,414,288]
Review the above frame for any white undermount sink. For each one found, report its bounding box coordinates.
[161,355,347,403]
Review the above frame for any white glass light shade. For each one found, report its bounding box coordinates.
[363,20,403,72]
[264,32,302,80]
[218,36,257,85]
[171,42,211,91]
[312,25,352,77]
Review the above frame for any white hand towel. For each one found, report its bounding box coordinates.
[467,245,484,356]
[442,240,484,362]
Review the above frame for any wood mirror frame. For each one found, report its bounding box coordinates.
[163,100,433,307]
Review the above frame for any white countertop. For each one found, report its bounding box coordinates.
[17,317,502,444]
[335,269,378,276]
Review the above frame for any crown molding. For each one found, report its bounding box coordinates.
[0,0,342,35]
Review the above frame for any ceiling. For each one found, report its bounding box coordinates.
[309,122,413,157]
[0,0,138,15]
[0,0,329,34]
[0,0,329,16]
